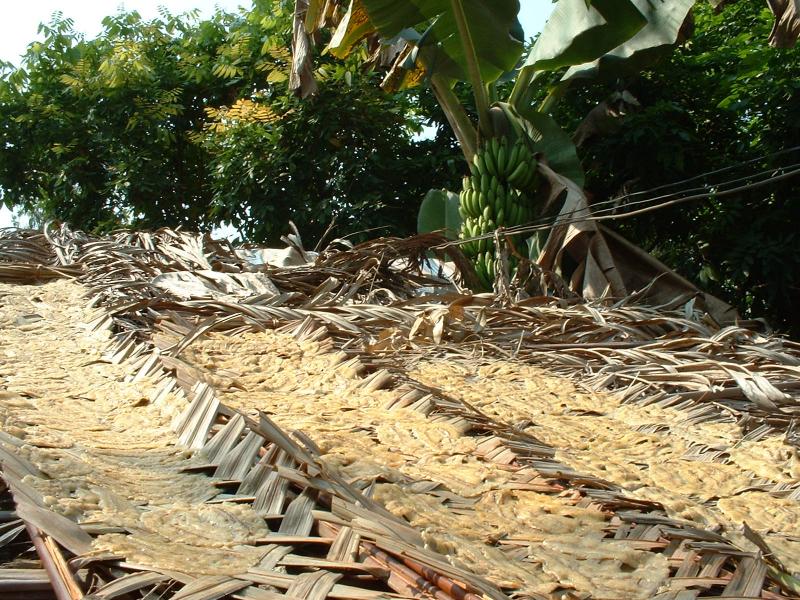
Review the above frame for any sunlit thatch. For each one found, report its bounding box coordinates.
[0,224,798,600]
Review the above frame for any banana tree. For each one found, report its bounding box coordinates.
[290,0,738,322]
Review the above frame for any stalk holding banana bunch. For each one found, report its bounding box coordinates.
[458,136,539,290]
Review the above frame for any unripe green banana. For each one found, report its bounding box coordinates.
[521,163,539,190]
[480,174,490,197]
[513,202,523,225]
[486,186,495,211]
[518,143,533,164]
[499,185,510,216]
[508,161,529,188]
[477,191,487,212]
[506,142,521,177]
[484,252,494,281]
[496,139,507,177]
[510,188,522,214]
[475,260,489,290]
[506,202,516,226]
[475,152,487,178]
[459,133,547,291]
[462,191,471,217]
[471,175,480,193]
[508,188,518,218]
[484,143,497,177]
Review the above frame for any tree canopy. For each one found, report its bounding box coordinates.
[0,2,461,243]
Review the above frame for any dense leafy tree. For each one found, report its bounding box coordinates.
[543,2,800,335]
[0,3,461,242]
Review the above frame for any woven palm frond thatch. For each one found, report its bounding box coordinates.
[0,224,798,600]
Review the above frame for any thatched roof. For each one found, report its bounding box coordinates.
[0,225,798,599]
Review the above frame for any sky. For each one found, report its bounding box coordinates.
[0,1,553,228]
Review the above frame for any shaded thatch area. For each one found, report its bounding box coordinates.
[0,225,798,599]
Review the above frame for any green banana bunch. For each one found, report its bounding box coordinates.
[473,137,540,192]
[459,135,543,291]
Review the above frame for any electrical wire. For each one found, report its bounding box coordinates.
[485,145,800,224]
[434,161,800,250]
[602,144,800,201]
[490,163,798,240]
[503,158,800,235]
[541,160,800,229]
[584,160,800,218]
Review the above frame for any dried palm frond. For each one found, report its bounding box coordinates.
[3,224,798,435]
[2,224,799,600]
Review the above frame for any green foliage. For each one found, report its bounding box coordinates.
[0,4,462,242]
[546,2,800,335]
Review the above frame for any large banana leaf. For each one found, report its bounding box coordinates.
[520,110,585,187]
[509,0,646,108]
[327,0,383,59]
[562,0,696,81]
[521,0,647,73]
[304,0,326,33]
[290,0,319,97]
[351,0,524,84]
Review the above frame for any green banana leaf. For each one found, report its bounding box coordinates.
[417,188,462,239]
[355,0,524,84]
[509,0,647,108]
[522,0,647,72]
[520,109,585,188]
[562,0,696,81]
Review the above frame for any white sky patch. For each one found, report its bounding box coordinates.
[0,205,20,228]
